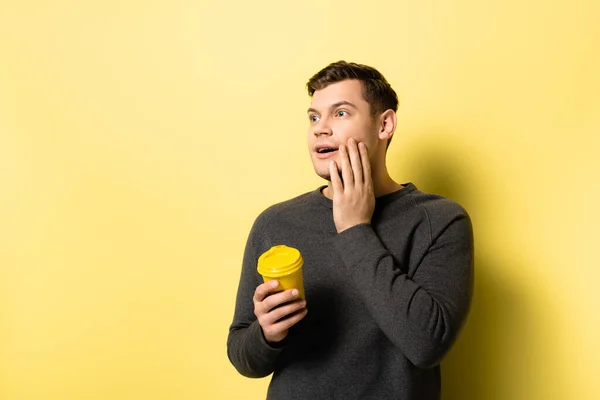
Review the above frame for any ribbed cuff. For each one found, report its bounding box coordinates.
[333,223,385,268]
[249,319,285,357]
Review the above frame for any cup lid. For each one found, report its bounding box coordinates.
[257,245,303,276]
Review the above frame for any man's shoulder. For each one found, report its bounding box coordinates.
[407,188,470,225]
[403,189,472,244]
[253,188,321,228]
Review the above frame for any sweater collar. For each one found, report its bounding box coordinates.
[312,182,418,209]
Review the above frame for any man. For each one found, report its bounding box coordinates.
[227,61,474,399]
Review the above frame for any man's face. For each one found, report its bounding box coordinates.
[307,79,380,181]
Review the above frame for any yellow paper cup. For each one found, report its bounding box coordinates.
[257,245,305,300]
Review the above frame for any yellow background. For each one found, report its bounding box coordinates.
[1,1,599,399]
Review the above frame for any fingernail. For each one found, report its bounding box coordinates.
[271,281,279,288]
[292,289,299,297]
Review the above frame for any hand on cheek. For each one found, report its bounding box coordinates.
[329,138,375,233]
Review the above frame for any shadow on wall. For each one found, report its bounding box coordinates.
[397,135,538,400]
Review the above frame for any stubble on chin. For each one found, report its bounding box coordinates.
[314,159,336,183]
[317,170,344,185]
[314,165,332,182]
[318,172,331,182]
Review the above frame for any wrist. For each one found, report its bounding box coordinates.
[259,325,286,349]
[336,220,371,233]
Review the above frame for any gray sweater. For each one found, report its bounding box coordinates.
[227,183,474,399]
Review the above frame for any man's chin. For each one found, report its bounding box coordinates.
[314,168,331,182]
[311,157,338,182]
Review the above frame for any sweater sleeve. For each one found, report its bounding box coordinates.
[333,211,474,369]
[227,214,283,378]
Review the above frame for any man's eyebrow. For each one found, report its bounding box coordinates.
[307,101,358,114]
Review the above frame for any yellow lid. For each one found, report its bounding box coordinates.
[257,245,303,277]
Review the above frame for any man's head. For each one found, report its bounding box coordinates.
[306,61,399,181]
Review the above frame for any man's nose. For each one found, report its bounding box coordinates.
[313,119,333,137]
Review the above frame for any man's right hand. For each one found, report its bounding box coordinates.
[253,280,308,344]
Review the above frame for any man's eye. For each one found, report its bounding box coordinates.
[309,115,320,123]
[336,110,348,117]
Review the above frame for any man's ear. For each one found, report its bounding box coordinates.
[378,109,397,141]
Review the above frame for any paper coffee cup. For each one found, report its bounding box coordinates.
[257,245,305,300]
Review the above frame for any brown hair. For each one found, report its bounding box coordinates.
[306,61,399,148]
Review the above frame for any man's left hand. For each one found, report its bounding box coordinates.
[329,138,375,233]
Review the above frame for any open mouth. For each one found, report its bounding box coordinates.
[317,147,338,154]
[315,147,339,159]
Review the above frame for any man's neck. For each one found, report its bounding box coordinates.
[322,172,403,199]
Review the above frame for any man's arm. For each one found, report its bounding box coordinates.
[334,214,474,369]
[227,216,282,378]
[227,213,307,378]
[329,139,474,368]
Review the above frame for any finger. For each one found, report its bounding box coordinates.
[358,142,372,189]
[253,280,279,304]
[269,307,308,332]
[263,299,306,325]
[339,144,354,188]
[262,288,300,313]
[329,160,343,194]
[348,138,363,184]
